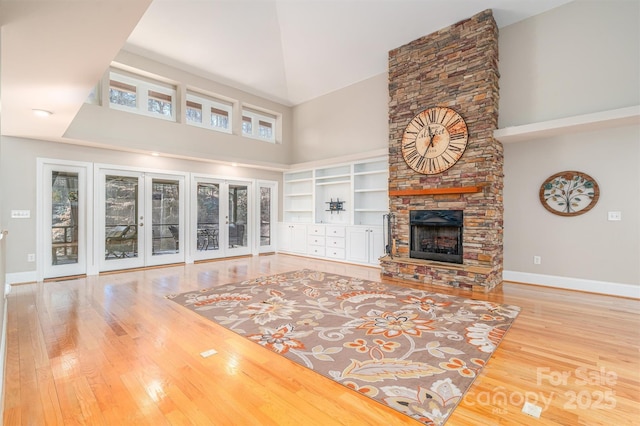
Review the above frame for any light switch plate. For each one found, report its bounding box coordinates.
[11,210,30,218]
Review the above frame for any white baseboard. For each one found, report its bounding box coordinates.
[503,271,640,299]
[5,271,37,285]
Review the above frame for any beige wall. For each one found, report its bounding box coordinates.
[291,73,388,163]
[499,0,640,288]
[498,0,639,127]
[504,126,639,285]
[0,136,282,275]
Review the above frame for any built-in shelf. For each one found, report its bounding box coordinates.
[355,188,387,193]
[316,180,351,186]
[494,105,640,144]
[283,157,388,226]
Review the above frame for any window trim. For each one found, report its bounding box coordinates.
[185,92,233,134]
[109,71,176,122]
[241,107,277,143]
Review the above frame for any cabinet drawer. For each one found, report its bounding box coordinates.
[326,236,345,249]
[326,247,345,259]
[325,226,345,237]
[308,246,326,257]
[308,236,326,246]
[308,225,326,236]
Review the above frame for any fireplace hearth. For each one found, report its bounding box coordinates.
[410,210,463,264]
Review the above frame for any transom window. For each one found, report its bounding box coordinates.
[186,92,233,134]
[242,107,277,143]
[109,71,176,121]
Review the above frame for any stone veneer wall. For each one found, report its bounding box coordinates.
[382,10,503,291]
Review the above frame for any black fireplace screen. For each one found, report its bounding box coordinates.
[410,210,463,264]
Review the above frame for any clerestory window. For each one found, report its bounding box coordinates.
[109,70,176,121]
[186,92,233,134]
[241,107,277,143]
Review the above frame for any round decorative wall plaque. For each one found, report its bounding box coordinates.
[539,171,599,216]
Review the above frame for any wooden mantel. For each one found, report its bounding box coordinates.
[389,186,482,196]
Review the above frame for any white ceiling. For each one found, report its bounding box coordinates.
[0,0,573,143]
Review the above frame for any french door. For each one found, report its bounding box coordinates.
[41,161,91,279]
[257,180,277,253]
[191,177,252,260]
[98,169,185,272]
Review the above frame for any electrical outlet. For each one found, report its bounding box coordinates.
[608,211,622,221]
[27,253,35,262]
[522,401,542,418]
[200,348,218,358]
[533,256,541,265]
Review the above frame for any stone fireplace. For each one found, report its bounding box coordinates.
[381,10,503,292]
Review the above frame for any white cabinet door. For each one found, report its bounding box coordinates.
[346,227,369,264]
[346,226,384,265]
[278,223,307,254]
[368,227,385,264]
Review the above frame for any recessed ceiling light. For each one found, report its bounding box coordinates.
[151,152,160,157]
[32,109,53,117]
[231,162,238,167]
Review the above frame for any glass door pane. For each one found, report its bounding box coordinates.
[258,181,277,253]
[43,162,88,279]
[260,186,271,247]
[196,182,220,254]
[51,171,79,265]
[228,184,248,249]
[104,175,141,263]
[146,174,184,267]
[151,179,180,257]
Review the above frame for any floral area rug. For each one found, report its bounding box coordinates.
[166,269,520,425]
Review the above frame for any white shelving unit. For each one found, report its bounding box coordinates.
[283,170,313,223]
[280,156,388,266]
[315,164,351,225]
[353,159,388,226]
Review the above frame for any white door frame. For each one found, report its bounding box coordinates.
[257,180,278,254]
[37,159,94,281]
[95,164,187,272]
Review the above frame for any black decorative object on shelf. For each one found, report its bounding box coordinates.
[326,198,345,213]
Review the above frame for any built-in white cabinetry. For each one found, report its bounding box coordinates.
[346,226,384,266]
[279,157,388,266]
[325,225,346,260]
[307,225,326,257]
[278,223,307,254]
[283,170,313,223]
[353,160,388,226]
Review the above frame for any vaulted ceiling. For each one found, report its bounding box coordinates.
[0,0,572,143]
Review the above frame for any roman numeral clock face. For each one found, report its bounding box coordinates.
[401,107,469,175]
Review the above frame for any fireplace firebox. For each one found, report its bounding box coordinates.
[410,210,463,264]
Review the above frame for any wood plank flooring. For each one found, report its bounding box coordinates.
[3,254,639,425]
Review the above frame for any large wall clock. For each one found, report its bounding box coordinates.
[539,171,600,216]
[401,106,469,175]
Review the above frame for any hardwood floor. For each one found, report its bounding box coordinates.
[3,254,639,425]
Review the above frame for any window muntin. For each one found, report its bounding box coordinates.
[109,71,176,121]
[241,108,277,143]
[185,92,232,134]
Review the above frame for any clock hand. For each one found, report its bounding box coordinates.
[426,125,435,149]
